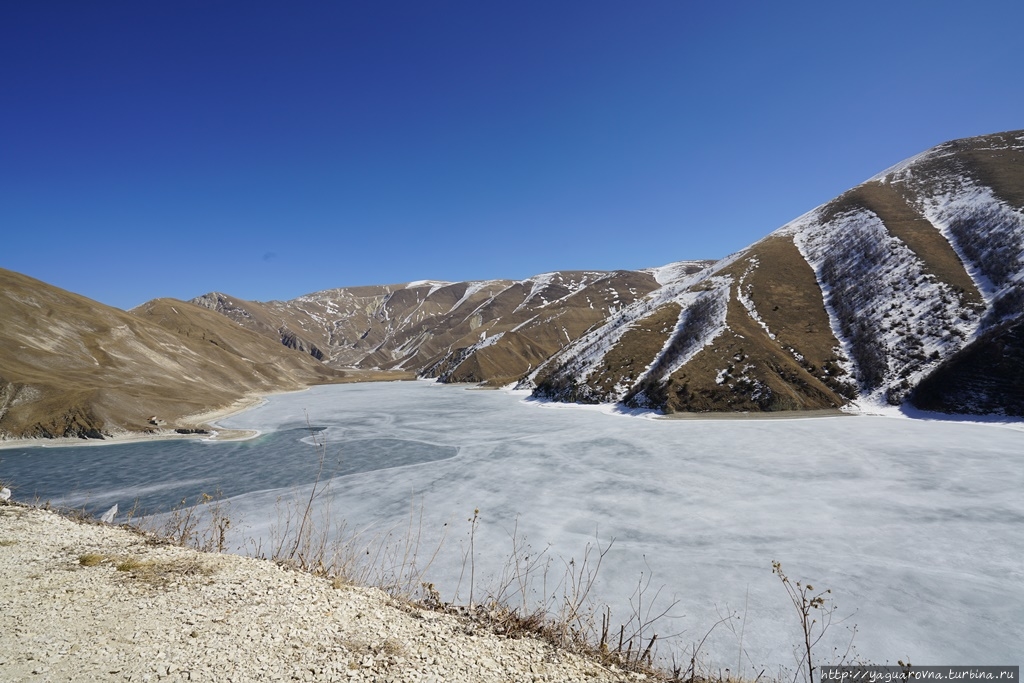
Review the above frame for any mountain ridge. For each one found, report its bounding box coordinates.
[188,268,692,387]
[3,129,1022,438]
[0,269,349,440]
[528,129,1024,415]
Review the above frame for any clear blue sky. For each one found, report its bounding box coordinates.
[3,1,1022,310]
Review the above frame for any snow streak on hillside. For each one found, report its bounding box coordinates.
[416,271,654,379]
[790,207,978,406]
[525,266,729,403]
[893,164,1024,329]
[736,257,775,340]
[519,301,652,395]
[186,131,1024,416]
[528,132,1024,414]
[643,260,714,286]
[625,279,731,407]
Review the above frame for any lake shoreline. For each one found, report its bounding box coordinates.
[0,391,278,451]
[2,380,1021,667]
[7,381,1021,450]
[659,407,849,420]
[1,381,849,451]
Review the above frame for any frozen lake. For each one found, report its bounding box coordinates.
[3,381,1021,672]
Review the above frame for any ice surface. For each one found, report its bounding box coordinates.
[220,384,1024,670]
[4,381,1021,672]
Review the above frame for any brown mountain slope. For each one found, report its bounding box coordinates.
[532,130,1024,415]
[8,130,1020,423]
[629,236,850,412]
[190,269,674,386]
[534,236,850,412]
[420,270,662,386]
[909,318,1024,415]
[824,181,983,308]
[0,269,345,439]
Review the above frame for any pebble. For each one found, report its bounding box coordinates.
[0,505,639,682]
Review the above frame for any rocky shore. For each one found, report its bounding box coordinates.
[0,504,643,682]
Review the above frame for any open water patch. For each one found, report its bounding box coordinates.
[0,427,457,516]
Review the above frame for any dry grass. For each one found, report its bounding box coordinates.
[115,556,145,572]
[78,552,104,566]
[76,550,212,583]
[658,248,847,414]
[159,491,233,552]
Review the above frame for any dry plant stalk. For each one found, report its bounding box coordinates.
[256,420,449,603]
[160,490,232,553]
[772,561,845,683]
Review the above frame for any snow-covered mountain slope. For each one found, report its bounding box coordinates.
[191,269,670,386]
[529,130,1024,415]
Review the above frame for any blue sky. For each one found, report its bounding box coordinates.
[3,1,1022,310]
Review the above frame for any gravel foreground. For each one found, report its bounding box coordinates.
[0,504,641,683]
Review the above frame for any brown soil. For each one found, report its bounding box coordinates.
[823,181,982,308]
[586,302,681,397]
[661,239,847,413]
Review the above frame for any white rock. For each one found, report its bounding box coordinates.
[99,504,118,524]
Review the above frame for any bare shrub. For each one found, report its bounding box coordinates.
[159,490,232,553]
[772,561,857,683]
